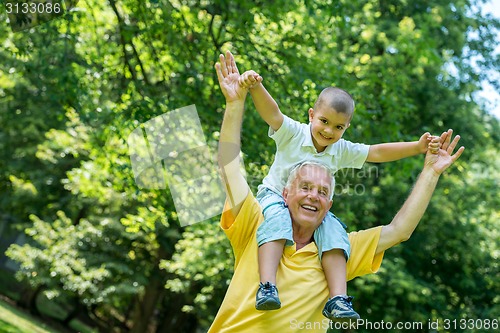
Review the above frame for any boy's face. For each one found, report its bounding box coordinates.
[308,106,351,151]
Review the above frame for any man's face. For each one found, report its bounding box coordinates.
[308,106,350,151]
[283,165,333,230]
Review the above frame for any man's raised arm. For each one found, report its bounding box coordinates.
[215,51,250,216]
[376,129,465,254]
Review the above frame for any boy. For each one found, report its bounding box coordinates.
[239,70,440,320]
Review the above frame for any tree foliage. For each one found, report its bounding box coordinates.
[0,0,498,332]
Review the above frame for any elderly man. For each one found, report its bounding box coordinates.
[209,51,464,333]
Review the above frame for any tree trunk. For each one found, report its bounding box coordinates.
[129,269,165,333]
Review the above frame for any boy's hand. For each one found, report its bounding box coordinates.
[418,132,441,154]
[239,70,263,89]
[215,51,247,103]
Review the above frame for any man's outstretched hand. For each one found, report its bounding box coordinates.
[215,51,248,103]
[424,129,465,175]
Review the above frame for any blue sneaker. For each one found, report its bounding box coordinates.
[322,295,360,321]
[255,282,281,310]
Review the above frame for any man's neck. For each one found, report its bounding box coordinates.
[293,228,315,249]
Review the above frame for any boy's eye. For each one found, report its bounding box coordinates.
[321,119,328,124]
[336,125,344,130]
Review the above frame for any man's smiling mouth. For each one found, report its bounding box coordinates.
[301,204,318,212]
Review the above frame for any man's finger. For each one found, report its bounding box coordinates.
[215,63,225,85]
[225,51,233,74]
[230,51,240,75]
[447,135,461,154]
[451,146,465,162]
[442,129,453,150]
[219,54,228,77]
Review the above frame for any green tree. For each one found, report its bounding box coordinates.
[1,1,498,332]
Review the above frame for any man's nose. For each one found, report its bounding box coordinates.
[308,189,319,200]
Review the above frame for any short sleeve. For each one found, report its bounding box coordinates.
[220,192,262,262]
[269,115,302,147]
[346,226,384,281]
[336,140,370,169]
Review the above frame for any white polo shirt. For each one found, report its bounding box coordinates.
[260,115,370,195]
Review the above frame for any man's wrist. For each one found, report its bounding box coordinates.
[226,100,245,107]
[421,165,441,180]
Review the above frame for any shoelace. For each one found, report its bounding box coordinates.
[326,296,353,312]
[338,296,353,308]
[261,282,277,296]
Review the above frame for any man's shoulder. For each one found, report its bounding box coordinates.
[220,192,262,237]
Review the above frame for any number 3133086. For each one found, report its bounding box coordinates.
[5,2,62,14]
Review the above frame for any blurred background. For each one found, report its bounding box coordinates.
[0,1,498,332]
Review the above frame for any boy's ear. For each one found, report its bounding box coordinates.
[308,108,314,122]
[346,122,351,129]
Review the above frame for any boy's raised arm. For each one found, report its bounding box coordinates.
[366,132,440,163]
[240,70,284,132]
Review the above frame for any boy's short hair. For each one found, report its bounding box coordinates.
[285,161,335,200]
[314,87,355,119]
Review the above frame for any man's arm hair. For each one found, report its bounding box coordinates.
[218,101,249,216]
[375,130,464,254]
[376,168,438,254]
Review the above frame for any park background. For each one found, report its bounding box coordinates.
[0,0,499,332]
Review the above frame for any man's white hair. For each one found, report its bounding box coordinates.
[285,161,335,200]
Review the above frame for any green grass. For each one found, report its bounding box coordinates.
[0,299,59,333]
[0,298,98,333]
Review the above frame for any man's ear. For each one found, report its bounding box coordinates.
[328,199,333,210]
[282,187,289,204]
[308,108,314,122]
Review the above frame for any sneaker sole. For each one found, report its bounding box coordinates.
[256,301,281,311]
[322,310,360,322]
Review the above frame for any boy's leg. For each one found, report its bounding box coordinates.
[315,212,360,321]
[255,188,293,310]
[321,249,347,297]
[258,240,286,285]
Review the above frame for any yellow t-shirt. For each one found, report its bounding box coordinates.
[208,192,384,333]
